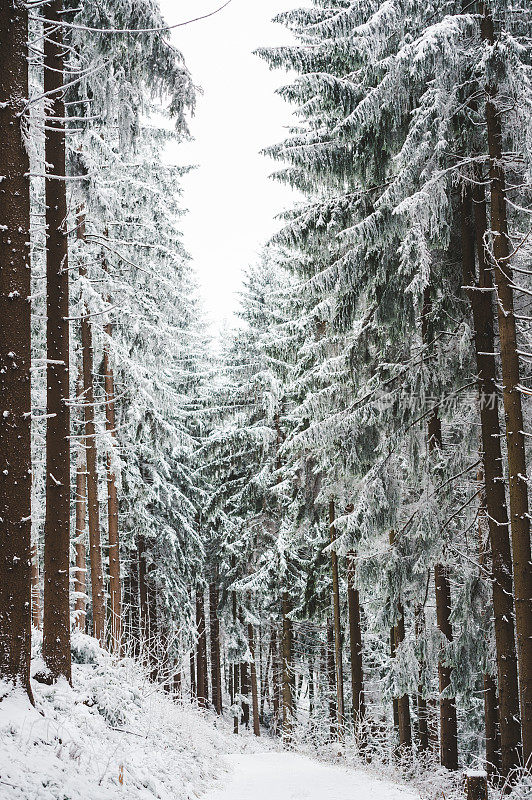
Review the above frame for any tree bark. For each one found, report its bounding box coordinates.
[282,592,294,741]
[329,501,345,735]
[415,606,429,753]
[103,319,121,653]
[42,0,71,683]
[480,6,532,765]
[78,211,105,644]
[248,623,260,736]
[423,288,459,770]
[461,186,521,774]
[196,589,207,707]
[389,531,412,751]
[138,536,149,656]
[209,583,222,714]
[434,561,459,770]
[271,626,280,734]
[347,553,365,726]
[74,431,87,633]
[327,619,337,739]
[0,0,33,699]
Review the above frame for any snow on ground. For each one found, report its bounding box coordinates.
[0,631,425,800]
[207,751,421,800]
[0,632,230,800]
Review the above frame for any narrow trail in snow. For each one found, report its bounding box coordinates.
[207,751,420,800]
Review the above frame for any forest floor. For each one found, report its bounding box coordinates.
[207,751,420,800]
[0,632,422,800]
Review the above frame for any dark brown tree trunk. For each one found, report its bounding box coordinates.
[480,6,532,764]
[484,673,501,777]
[423,288,459,770]
[0,0,33,699]
[389,531,412,751]
[42,0,71,683]
[74,434,87,633]
[196,589,207,707]
[78,210,105,644]
[31,545,41,631]
[138,536,149,656]
[347,553,365,725]
[329,501,345,735]
[209,583,222,714]
[233,662,240,733]
[327,619,337,738]
[282,592,294,741]
[461,186,521,774]
[395,605,412,750]
[190,649,196,700]
[240,659,250,727]
[103,322,121,653]
[248,623,260,736]
[271,626,280,734]
[434,562,459,770]
[415,606,429,753]
[390,629,400,739]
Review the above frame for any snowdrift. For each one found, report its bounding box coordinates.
[0,633,227,800]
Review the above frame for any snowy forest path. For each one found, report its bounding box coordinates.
[206,751,420,800]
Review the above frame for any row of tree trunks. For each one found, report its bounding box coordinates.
[460,188,520,775]
[42,0,71,684]
[481,5,532,767]
[0,0,33,700]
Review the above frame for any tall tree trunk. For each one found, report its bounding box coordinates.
[103,321,121,653]
[42,0,71,683]
[190,649,196,700]
[271,626,280,734]
[0,0,33,699]
[78,210,105,644]
[389,531,412,750]
[327,619,337,738]
[31,545,42,631]
[423,288,459,770]
[74,434,87,633]
[395,605,412,750]
[233,662,240,733]
[248,623,261,736]
[138,536,149,657]
[390,629,400,740]
[434,560,459,770]
[480,6,532,765]
[240,660,250,727]
[196,589,207,707]
[415,606,429,753]
[347,553,365,726]
[209,583,222,714]
[461,185,521,774]
[329,501,345,735]
[282,592,294,741]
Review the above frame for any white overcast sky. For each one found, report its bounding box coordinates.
[158,0,301,330]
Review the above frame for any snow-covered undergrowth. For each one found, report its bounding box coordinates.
[0,632,230,800]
